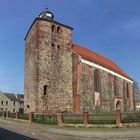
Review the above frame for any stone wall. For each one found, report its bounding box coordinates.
[24,18,135,114]
[24,19,73,113]
[24,21,38,113]
[80,62,134,113]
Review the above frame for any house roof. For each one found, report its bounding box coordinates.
[2,93,18,101]
[72,44,132,81]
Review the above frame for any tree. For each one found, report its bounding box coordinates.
[134,81,140,99]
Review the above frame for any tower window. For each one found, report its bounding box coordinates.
[44,85,48,95]
[51,44,54,47]
[57,45,60,50]
[94,70,100,92]
[52,25,55,32]
[57,26,61,33]
[13,108,15,113]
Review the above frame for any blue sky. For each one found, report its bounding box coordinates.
[0,0,140,93]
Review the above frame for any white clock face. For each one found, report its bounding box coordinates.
[46,13,52,17]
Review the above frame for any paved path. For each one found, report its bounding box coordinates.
[0,118,140,140]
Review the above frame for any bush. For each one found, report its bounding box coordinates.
[122,113,140,123]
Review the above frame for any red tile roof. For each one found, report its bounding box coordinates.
[72,44,132,81]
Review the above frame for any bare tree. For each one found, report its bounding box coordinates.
[134,81,140,99]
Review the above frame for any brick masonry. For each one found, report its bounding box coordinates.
[24,19,74,113]
[24,15,135,114]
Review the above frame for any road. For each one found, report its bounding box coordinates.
[0,118,140,140]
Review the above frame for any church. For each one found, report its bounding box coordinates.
[24,9,135,114]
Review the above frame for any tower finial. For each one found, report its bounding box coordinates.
[45,3,49,10]
[45,4,48,10]
[39,7,54,20]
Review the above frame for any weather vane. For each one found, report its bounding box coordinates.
[45,4,48,10]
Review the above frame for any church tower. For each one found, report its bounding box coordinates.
[24,9,74,113]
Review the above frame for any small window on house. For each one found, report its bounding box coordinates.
[1,101,4,105]
[13,102,15,106]
[126,83,129,98]
[44,85,48,95]
[6,101,8,106]
[94,70,100,92]
[52,25,55,32]
[13,108,15,113]
[57,26,61,33]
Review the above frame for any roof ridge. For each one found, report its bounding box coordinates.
[73,43,117,64]
[72,43,132,81]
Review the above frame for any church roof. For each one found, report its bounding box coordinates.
[72,44,132,81]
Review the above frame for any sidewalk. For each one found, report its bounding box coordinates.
[0,118,140,139]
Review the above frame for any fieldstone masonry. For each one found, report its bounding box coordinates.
[24,10,135,114]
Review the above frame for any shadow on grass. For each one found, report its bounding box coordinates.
[0,128,37,140]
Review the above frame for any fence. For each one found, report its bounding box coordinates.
[57,112,116,126]
[33,113,57,125]
[0,111,140,126]
[0,111,32,121]
[88,113,116,124]
[57,111,140,126]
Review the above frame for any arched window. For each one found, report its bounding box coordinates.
[126,83,129,98]
[44,85,48,95]
[108,73,113,86]
[114,76,118,96]
[123,81,126,98]
[94,70,100,92]
[116,100,121,111]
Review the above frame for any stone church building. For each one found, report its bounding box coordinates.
[24,9,135,114]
